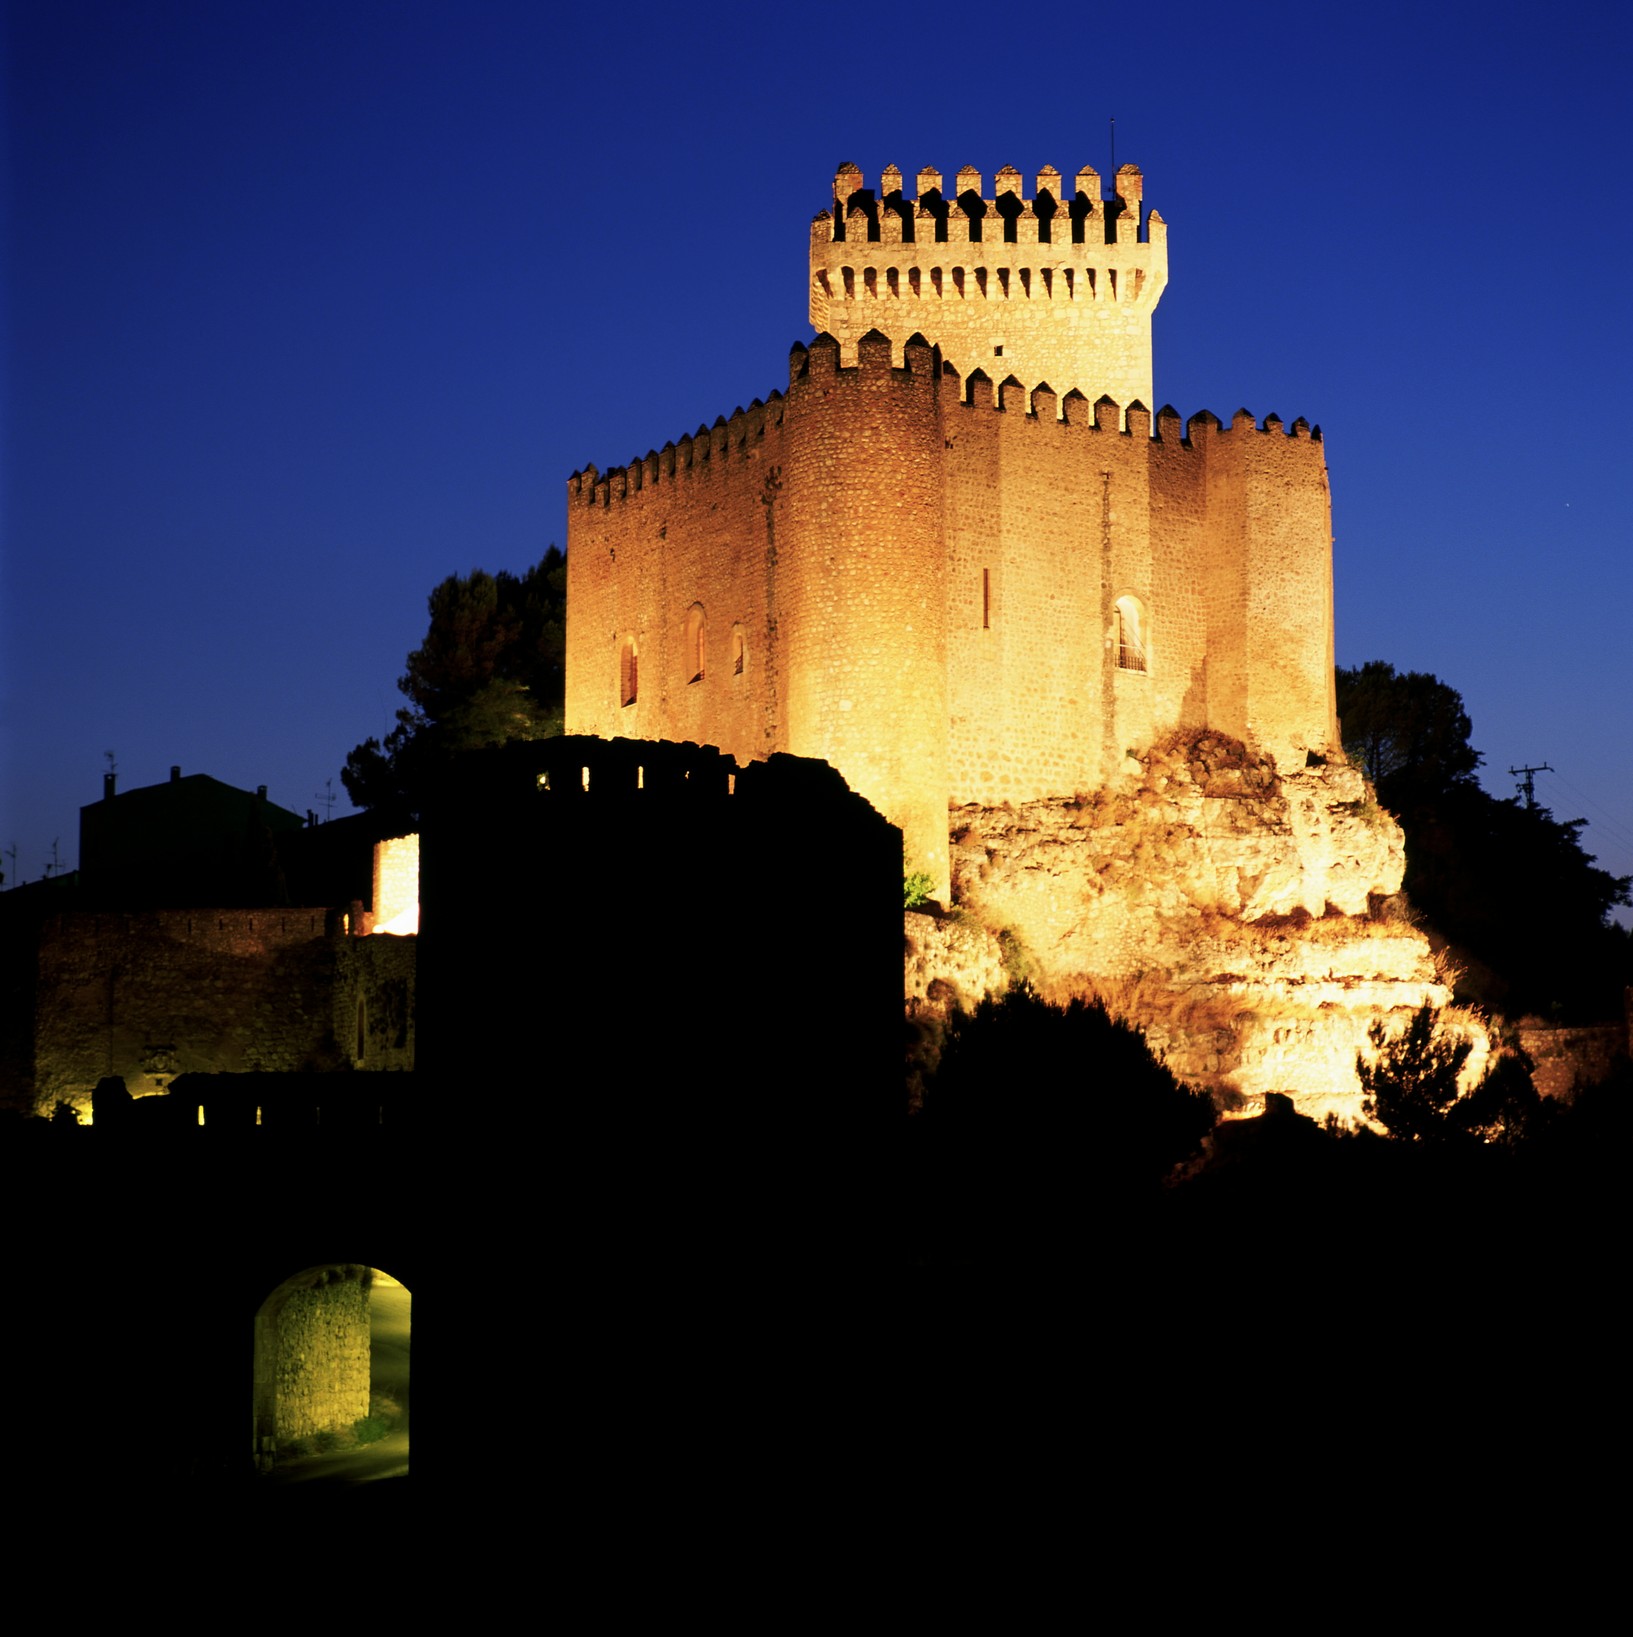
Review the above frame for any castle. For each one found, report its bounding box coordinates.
[564,162,1338,895]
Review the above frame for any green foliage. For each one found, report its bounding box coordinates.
[343,547,567,817]
[352,1391,401,1445]
[995,926,1034,987]
[903,870,935,909]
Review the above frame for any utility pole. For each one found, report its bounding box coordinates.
[1510,763,1553,810]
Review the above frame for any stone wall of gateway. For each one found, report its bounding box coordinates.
[253,1264,372,1451]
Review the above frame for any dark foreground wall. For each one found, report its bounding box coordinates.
[418,736,903,1159]
[0,739,904,1523]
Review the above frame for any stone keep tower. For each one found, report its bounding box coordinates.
[810,162,1167,418]
[565,162,1338,897]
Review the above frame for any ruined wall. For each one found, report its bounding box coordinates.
[1515,1023,1627,1100]
[810,162,1166,417]
[254,1264,372,1451]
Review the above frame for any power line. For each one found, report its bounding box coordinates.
[1543,768,1633,859]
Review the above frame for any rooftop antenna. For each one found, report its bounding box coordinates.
[314,777,337,823]
[2,841,16,889]
[1510,763,1553,810]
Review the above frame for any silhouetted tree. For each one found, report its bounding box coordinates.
[921,984,1216,1201]
[343,548,566,816]
[1337,660,1481,798]
[1338,661,1632,1019]
[1358,1004,1473,1142]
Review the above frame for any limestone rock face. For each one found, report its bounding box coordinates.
[940,732,1454,1124]
[904,910,1008,1017]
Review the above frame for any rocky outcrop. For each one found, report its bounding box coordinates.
[930,730,1472,1124]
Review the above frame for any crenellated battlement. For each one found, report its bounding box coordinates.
[569,391,786,507]
[812,161,1167,421]
[573,327,1321,510]
[821,160,1156,248]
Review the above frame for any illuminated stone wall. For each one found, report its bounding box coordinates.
[372,833,420,935]
[254,1264,372,1448]
[566,353,1336,893]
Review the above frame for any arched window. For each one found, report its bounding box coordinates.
[619,638,638,707]
[730,623,746,677]
[1114,595,1148,673]
[684,604,706,684]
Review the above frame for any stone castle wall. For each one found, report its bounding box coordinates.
[565,339,1337,888]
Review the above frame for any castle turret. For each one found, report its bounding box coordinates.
[809,160,1167,420]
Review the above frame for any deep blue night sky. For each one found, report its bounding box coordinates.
[4,1,1631,910]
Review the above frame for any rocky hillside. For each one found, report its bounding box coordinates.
[909,730,1484,1124]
